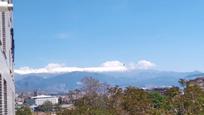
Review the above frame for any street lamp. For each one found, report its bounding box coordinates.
[0,1,13,12]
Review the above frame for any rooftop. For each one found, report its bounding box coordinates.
[32,95,57,99]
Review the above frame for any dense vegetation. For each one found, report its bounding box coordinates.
[16,106,32,115]
[16,77,204,115]
[57,77,204,115]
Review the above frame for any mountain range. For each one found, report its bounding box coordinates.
[15,70,204,93]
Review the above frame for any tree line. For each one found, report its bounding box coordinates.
[17,77,204,115]
[57,77,204,115]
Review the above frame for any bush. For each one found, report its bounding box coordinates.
[16,106,32,115]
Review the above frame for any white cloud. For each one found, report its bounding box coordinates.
[15,60,156,75]
[101,61,125,67]
[129,60,156,70]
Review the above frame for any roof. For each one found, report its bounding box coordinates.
[32,95,57,99]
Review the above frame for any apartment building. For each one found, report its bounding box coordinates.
[0,1,14,115]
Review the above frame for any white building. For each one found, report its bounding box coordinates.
[32,95,59,106]
[0,1,14,115]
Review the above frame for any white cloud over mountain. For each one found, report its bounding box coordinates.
[101,61,125,67]
[129,60,156,70]
[14,60,156,75]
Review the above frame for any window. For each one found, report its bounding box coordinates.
[11,28,14,62]
[0,75,2,115]
[3,80,7,115]
[2,12,6,54]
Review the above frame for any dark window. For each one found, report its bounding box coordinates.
[2,12,6,55]
[0,75,2,115]
[3,80,7,115]
[11,28,14,62]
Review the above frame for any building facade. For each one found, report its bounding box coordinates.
[0,0,14,115]
[32,95,59,106]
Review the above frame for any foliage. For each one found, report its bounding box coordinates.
[122,87,153,114]
[35,101,54,112]
[80,77,109,95]
[57,77,204,115]
[149,92,167,109]
[16,106,32,115]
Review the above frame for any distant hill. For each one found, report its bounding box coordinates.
[15,70,203,93]
[185,73,204,79]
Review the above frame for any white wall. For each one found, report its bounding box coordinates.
[0,0,15,114]
[34,97,59,106]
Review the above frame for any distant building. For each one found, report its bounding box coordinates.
[0,1,14,115]
[32,95,59,106]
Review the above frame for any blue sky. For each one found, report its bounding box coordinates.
[14,0,204,72]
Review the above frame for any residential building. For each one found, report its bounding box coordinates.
[0,1,14,115]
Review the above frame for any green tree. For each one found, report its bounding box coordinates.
[16,106,32,115]
[182,85,204,114]
[58,78,204,115]
[107,86,124,114]
[36,101,53,112]
[122,87,153,115]
[149,92,167,109]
